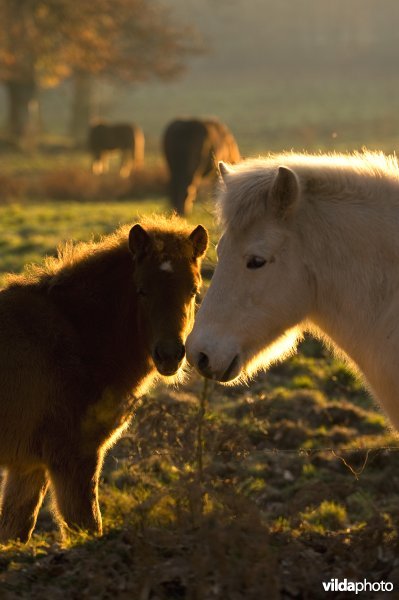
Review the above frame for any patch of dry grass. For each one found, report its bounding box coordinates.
[0,164,169,204]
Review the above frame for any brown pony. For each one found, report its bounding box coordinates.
[0,216,208,543]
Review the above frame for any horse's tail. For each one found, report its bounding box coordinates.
[134,126,145,169]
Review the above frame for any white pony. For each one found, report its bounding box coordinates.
[186,152,399,429]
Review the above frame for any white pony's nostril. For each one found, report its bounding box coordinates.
[198,352,209,372]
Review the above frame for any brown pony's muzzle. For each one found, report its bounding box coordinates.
[153,339,185,376]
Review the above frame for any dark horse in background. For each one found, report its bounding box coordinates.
[88,122,145,177]
[0,216,208,543]
[163,117,241,215]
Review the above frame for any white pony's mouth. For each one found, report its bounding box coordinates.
[219,354,241,382]
[195,351,243,383]
[209,328,303,386]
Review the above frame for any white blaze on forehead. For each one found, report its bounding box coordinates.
[160,260,173,272]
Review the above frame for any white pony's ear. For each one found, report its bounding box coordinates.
[269,166,300,220]
[218,161,233,183]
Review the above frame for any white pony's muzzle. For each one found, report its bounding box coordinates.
[186,330,242,382]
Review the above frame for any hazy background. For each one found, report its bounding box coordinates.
[2,0,399,155]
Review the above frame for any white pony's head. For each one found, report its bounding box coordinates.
[186,160,314,382]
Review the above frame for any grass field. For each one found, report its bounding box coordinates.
[2,73,399,597]
[0,199,168,282]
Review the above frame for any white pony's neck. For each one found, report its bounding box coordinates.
[220,153,399,428]
[299,173,399,427]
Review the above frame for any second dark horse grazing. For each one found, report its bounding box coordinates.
[0,217,208,543]
[163,117,241,215]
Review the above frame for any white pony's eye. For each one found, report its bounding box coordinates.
[246,256,267,269]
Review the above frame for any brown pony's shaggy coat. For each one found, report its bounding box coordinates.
[0,216,208,543]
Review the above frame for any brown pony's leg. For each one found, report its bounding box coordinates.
[49,455,103,536]
[0,467,49,543]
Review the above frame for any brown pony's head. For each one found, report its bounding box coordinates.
[129,220,208,377]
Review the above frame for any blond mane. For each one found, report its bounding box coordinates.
[218,151,399,230]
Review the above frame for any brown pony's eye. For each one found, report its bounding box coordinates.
[246,256,267,269]
[137,287,147,297]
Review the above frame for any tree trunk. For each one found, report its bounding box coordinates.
[70,72,93,147]
[6,79,38,147]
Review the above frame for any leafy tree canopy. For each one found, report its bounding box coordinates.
[0,0,203,87]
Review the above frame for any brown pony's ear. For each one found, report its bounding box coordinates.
[269,166,300,220]
[189,225,208,259]
[128,224,151,259]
